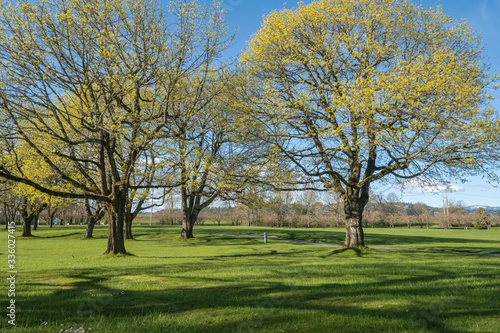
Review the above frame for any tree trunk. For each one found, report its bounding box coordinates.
[22,216,34,237]
[84,199,105,239]
[103,199,127,255]
[343,192,366,248]
[124,213,134,240]
[181,210,199,239]
[181,218,194,239]
[47,206,58,228]
[19,199,46,237]
[84,219,96,238]
[3,203,8,229]
[33,215,39,230]
[344,216,365,248]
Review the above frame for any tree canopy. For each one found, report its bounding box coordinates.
[241,0,499,247]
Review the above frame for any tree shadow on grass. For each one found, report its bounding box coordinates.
[11,255,500,333]
[32,232,83,239]
[217,228,500,254]
[192,228,500,252]
[141,249,312,261]
[327,247,375,257]
[364,232,500,253]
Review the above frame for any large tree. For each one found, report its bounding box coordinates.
[241,0,499,247]
[0,0,233,254]
[166,72,268,239]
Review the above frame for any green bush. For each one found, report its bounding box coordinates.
[473,208,490,230]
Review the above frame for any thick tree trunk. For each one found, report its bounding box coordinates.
[342,191,366,248]
[22,216,34,237]
[181,210,199,239]
[344,216,365,248]
[181,218,194,239]
[124,213,134,240]
[103,199,127,255]
[19,199,46,237]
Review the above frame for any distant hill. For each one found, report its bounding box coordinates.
[465,205,500,212]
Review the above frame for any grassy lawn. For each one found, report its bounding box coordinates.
[182,225,500,254]
[1,225,500,332]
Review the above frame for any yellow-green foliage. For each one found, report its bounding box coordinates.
[241,0,499,188]
[0,0,234,200]
[6,142,68,208]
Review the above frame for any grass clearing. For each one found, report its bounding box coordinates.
[1,225,500,332]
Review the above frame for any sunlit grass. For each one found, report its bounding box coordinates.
[1,225,499,332]
[184,224,500,254]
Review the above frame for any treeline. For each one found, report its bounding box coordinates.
[1,199,95,228]
[156,192,500,230]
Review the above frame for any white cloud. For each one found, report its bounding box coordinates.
[412,184,464,194]
[398,177,464,194]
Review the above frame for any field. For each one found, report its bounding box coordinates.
[1,224,500,333]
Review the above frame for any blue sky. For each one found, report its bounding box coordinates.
[214,0,500,207]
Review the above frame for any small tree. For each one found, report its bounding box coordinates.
[268,191,292,228]
[326,191,344,228]
[474,207,490,230]
[407,202,431,228]
[439,212,450,230]
[460,213,474,230]
[420,212,434,229]
[83,199,105,239]
[493,211,500,228]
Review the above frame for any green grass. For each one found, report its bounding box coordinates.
[182,225,500,254]
[1,225,500,332]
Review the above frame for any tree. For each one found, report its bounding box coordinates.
[0,142,67,236]
[123,154,170,240]
[382,193,404,217]
[406,202,431,228]
[0,0,233,254]
[407,202,430,216]
[0,181,21,228]
[493,211,500,228]
[440,199,466,228]
[267,190,292,228]
[325,191,344,228]
[83,198,105,239]
[241,0,499,248]
[0,181,48,237]
[300,190,319,228]
[166,72,269,239]
[459,213,473,230]
[237,184,268,226]
[40,202,59,228]
[474,207,490,230]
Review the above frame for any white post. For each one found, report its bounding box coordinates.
[149,196,153,226]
